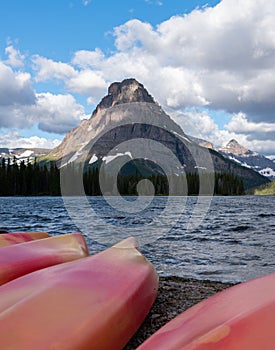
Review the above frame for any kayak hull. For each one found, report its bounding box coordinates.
[0,231,50,247]
[0,232,89,285]
[0,237,158,350]
[137,272,275,350]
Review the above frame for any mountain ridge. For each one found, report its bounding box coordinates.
[218,139,275,179]
[42,78,269,190]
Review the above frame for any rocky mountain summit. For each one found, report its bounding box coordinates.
[219,139,257,157]
[45,78,186,162]
[218,139,275,179]
[92,79,156,116]
[43,78,269,190]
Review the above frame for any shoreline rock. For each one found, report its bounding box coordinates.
[124,276,235,349]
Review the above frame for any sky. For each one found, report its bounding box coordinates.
[0,0,274,156]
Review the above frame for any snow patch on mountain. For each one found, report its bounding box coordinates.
[171,131,191,143]
[103,152,132,164]
[218,140,275,179]
[19,150,34,158]
[89,154,98,164]
[259,168,275,177]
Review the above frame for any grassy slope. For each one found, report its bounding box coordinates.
[254,181,275,195]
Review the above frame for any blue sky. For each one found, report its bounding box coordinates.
[0,0,274,155]
[0,1,220,59]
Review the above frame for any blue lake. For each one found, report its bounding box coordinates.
[0,195,274,283]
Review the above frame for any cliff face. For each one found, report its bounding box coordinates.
[44,78,270,190]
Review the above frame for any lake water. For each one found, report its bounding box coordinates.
[0,196,274,283]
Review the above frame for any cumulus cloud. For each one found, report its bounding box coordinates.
[3,0,275,154]
[0,91,88,133]
[72,48,105,68]
[0,131,61,149]
[33,56,76,82]
[0,58,88,134]
[227,113,275,134]
[31,0,275,124]
[170,107,275,155]
[33,54,107,98]
[34,93,89,133]
[4,45,25,67]
[225,112,275,143]
[0,62,35,106]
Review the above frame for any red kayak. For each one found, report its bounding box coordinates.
[0,232,89,286]
[137,272,275,350]
[0,237,158,350]
[0,231,50,247]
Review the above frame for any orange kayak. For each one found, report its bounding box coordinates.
[137,272,275,350]
[0,231,50,247]
[0,237,158,350]
[0,232,89,285]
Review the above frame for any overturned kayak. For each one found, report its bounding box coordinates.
[0,237,158,350]
[137,272,275,350]
[0,232,89,286]
[0,231,50,247]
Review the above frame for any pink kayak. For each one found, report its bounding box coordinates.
[0,232,89,285]
[0,231,50,247]
[137,272,275,350]
[0,237,158,350]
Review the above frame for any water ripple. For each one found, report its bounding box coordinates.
[0,196,274,283]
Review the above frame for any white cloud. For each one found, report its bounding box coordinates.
[171,109,227,146]
[33,54,107,97]
[144,0,163,6]
[226,113,275,134]
[171,108,275,156]
[0,62,35,106]
[0,90,88,134]
[72,48,105,68]
[4,45,25,67]
[66,70,106,95]
[82,0,91,6]
[0,57,89,134]
[3,0,274,154]
[32,0,275,125]
[33,55,76,82]
[0,131,61,149]
[34,92,90,133]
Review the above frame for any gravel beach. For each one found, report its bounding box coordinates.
[124,276,235,349]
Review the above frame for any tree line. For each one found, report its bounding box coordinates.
[0,158,60,196]
[0,157,244,196]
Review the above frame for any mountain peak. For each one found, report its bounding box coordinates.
[92,78,155,116]
[221,139,251,156]
[218,139,275,179]
[228,139,239,145]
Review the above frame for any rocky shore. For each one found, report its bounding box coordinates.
[124,276,235,349]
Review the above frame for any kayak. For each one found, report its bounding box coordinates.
[0,231,50,247]
[0,237,158,350]
[0,232,89,286]
[137,272,275,350]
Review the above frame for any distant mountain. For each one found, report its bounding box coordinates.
[218,139,275,180]
[266,155,275,163]
[43,78,269,190]
[0,148,50,163]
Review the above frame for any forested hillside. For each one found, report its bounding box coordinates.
[0,157,244,196]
